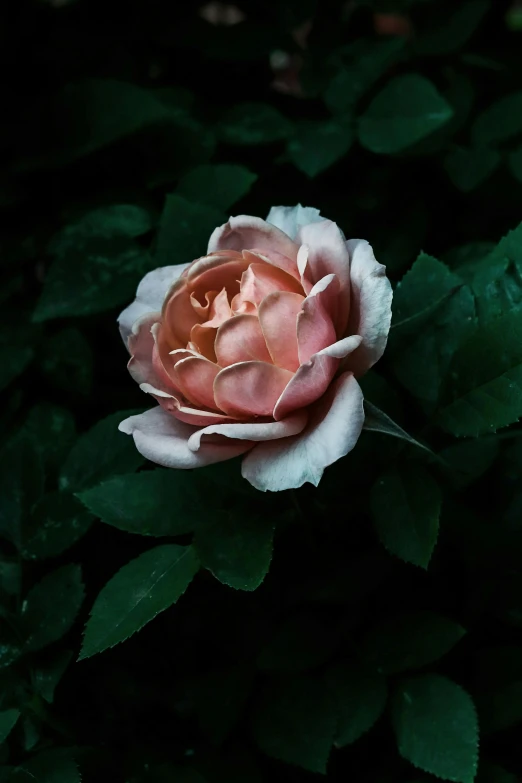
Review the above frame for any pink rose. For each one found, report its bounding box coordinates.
[117,205,392,491]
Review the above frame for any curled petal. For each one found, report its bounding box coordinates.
[173,356,221,411]
[273,335,362,420]
[118,263,189,345]
[243,248,301,282]
[190,324,218,363]
[208,215,299,265]
[297,244,313,294]
[342,239,393,377]
[163,285,200,345]
[118,407,252,470]
[190,260,248,303]
[203,287,232,328]
[187,409,309,451]
[139,383,237,426]
[231,294,256,315]
[297,274,339,364]
[215,314,272,367]
[238,260,303,309]
[241,372,364,491]
[258,291,304,372]
[297,220,351,335]
[186,250,243,282]
[266,204,324,241]
[214,361,293,418]
[190,290,218,320]
[127,313,161,386]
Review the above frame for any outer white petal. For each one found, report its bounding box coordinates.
[117,263,190,347]
[118,407,252,470]
[342,239,393,376]
[187,409,308,451]
[241,372,364,491]
[266,204,324,240]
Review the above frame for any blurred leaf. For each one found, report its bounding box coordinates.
[508,144,522,182]
[0,436,44,550]
[31,650,73,704]
[77,469,200,537]
[10,747,80,782]
[437,309,522,436]
[217,103,293,146]
[190,665,254,746]
[59,410,145,493]
[257,611,338,672]
[155,194,225,267]
[324,37,406,114]
[360,611,466,674]
[0,709,20,744]
[79,544,199,659]
[21,564,85,653]
[439,438,498,487]
[22,491,94,560]
[287,121,353,177]
[414,0,490,56]
[358,74,453,154]
[177,164,257,210]
[49,204,154,245]
[324,659,387,747]
[363,401,432,455]
[22,717,40,751]
[472,646,522,734]
[392,675,479,783]
[251,674,336,773]
[23,404,76,474]
[473,91,522,146]
[40,328,93,396]
[0,330,35,393]
[444,241,495,273]
[194,513,275,591]
[0,557,21,599]
[444,146,500,192]
[371,465,441,568]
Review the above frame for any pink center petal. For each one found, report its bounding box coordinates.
[243,248,302,282]
[231,293,257,315]
[173,356,221,411]
[163,286,201,345]
[297,274,339,364]
[190,324,218,362]
[257,291,305,372]
[190,260,248,303]
[238,261,304,308]
[189,290,218,320]
[215,314,272,367]
[214,361,293,418]
[203,287,232,328]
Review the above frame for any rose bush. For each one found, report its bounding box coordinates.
[117,205,392,491]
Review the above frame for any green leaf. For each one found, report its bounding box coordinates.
[177,164,257,210]
[324,659,388,747]
[10,747,81,783]
[257,611,338,672]
[508,144,522,182]
[414,0,490,56]
[59,410,145,492]
[251,674,337,774]
[23,404,76,473]
[357,74,453,154]
[392,675,479,783]
[194,513,274,591]
[444,146,500,192]
[22,491,94,560]
[472,91,522,146]
[360,611,466,674]
[363,401,433,456]
[21,564,85,653]
[438,438,499,488]
[217,103,293,146]
[0,709,20,744]
[371,465,441,568]
[0,435,44,550]
[287,121,353,177]
[0,328,35,393]
[437,309,522,436]
[49,204,154,245]
[77,469,199,537]
[190,665,254,746]
[31,650,73,703]
[389,253,476,403]
[155,194,225,267]
[40,328,94,396]
[324,37,406,114]
[79,544,199,659]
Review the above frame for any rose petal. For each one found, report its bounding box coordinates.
[258,291,304,372]
[208,215,299,264]
[190,290,218,320]
[163,285,201,345]
[214,361,293,417]
[203,287,232,327]
[238,260,303,308]
[118,263,190,345]
[231,293,257,315]
[266,204,324,240]
[297,220,351,335]
[186,250,243,282]
[297,244,313,294]
[187,408,309,451]
[127,313,161,386]
[297,274,339,364]
[139,383,237,426]
[273,335,362,420]
[241,372,364,491]
[173,356,221,411]
[190,260,248,303]
[342,239,393,377]
[119,407,252,469]
[243,249,301,282]
[190,324,218,363]
[215,314,272,367]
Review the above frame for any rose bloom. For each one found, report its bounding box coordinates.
[118,206,392,491]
